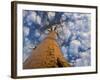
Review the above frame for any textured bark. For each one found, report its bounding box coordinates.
[23,31,71,69]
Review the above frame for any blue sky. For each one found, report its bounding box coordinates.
[23,10,91,67]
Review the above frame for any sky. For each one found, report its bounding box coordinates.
[23,10,91,67]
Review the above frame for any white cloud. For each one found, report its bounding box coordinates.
[39,33,47,41]
[63,27,71,41]
[74,14,91,32]
[71,40,81,46]
[48,12,55,21]
[61,46,67,54]
[23,38,31,62]
[57,22,71,41]
[56,25,62,33]
[74,51,91,66]
[23,10,28,17]
[63,13,72,17]
[34,30,41,37]
[79,32,90,40]
[79,32,91,50]
[26,11,41,25]
[61,14,67,21]
[23,26,30,37]
[36,15,41,25]
[75,58,83,66]
[23,37,36,62]
[61,46,68,59]
[80,52,90,59]
[30,12,41,25]
[44,30,49,34]
[73,13,81,19]
[68,21,75,30]
[57,38,64,46]
[30,11,37,22]
[69,40,81,55]
[59,13,91,67]
[64,13,91,33]
[81,39,90,50]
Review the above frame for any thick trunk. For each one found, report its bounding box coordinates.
[23,31,71,69]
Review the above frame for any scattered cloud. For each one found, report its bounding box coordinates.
[23,26,30,37]
[23,10,91,67]
[26,11,41,25]
[23,38,33,62]
[69,40,81,55]
[34,30,41,38]
[48,12,55,21]
[36,15,41,25]
[30,11,37,22]
[75,51,91,66]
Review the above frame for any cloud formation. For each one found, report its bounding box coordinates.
[23,10,91,67]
